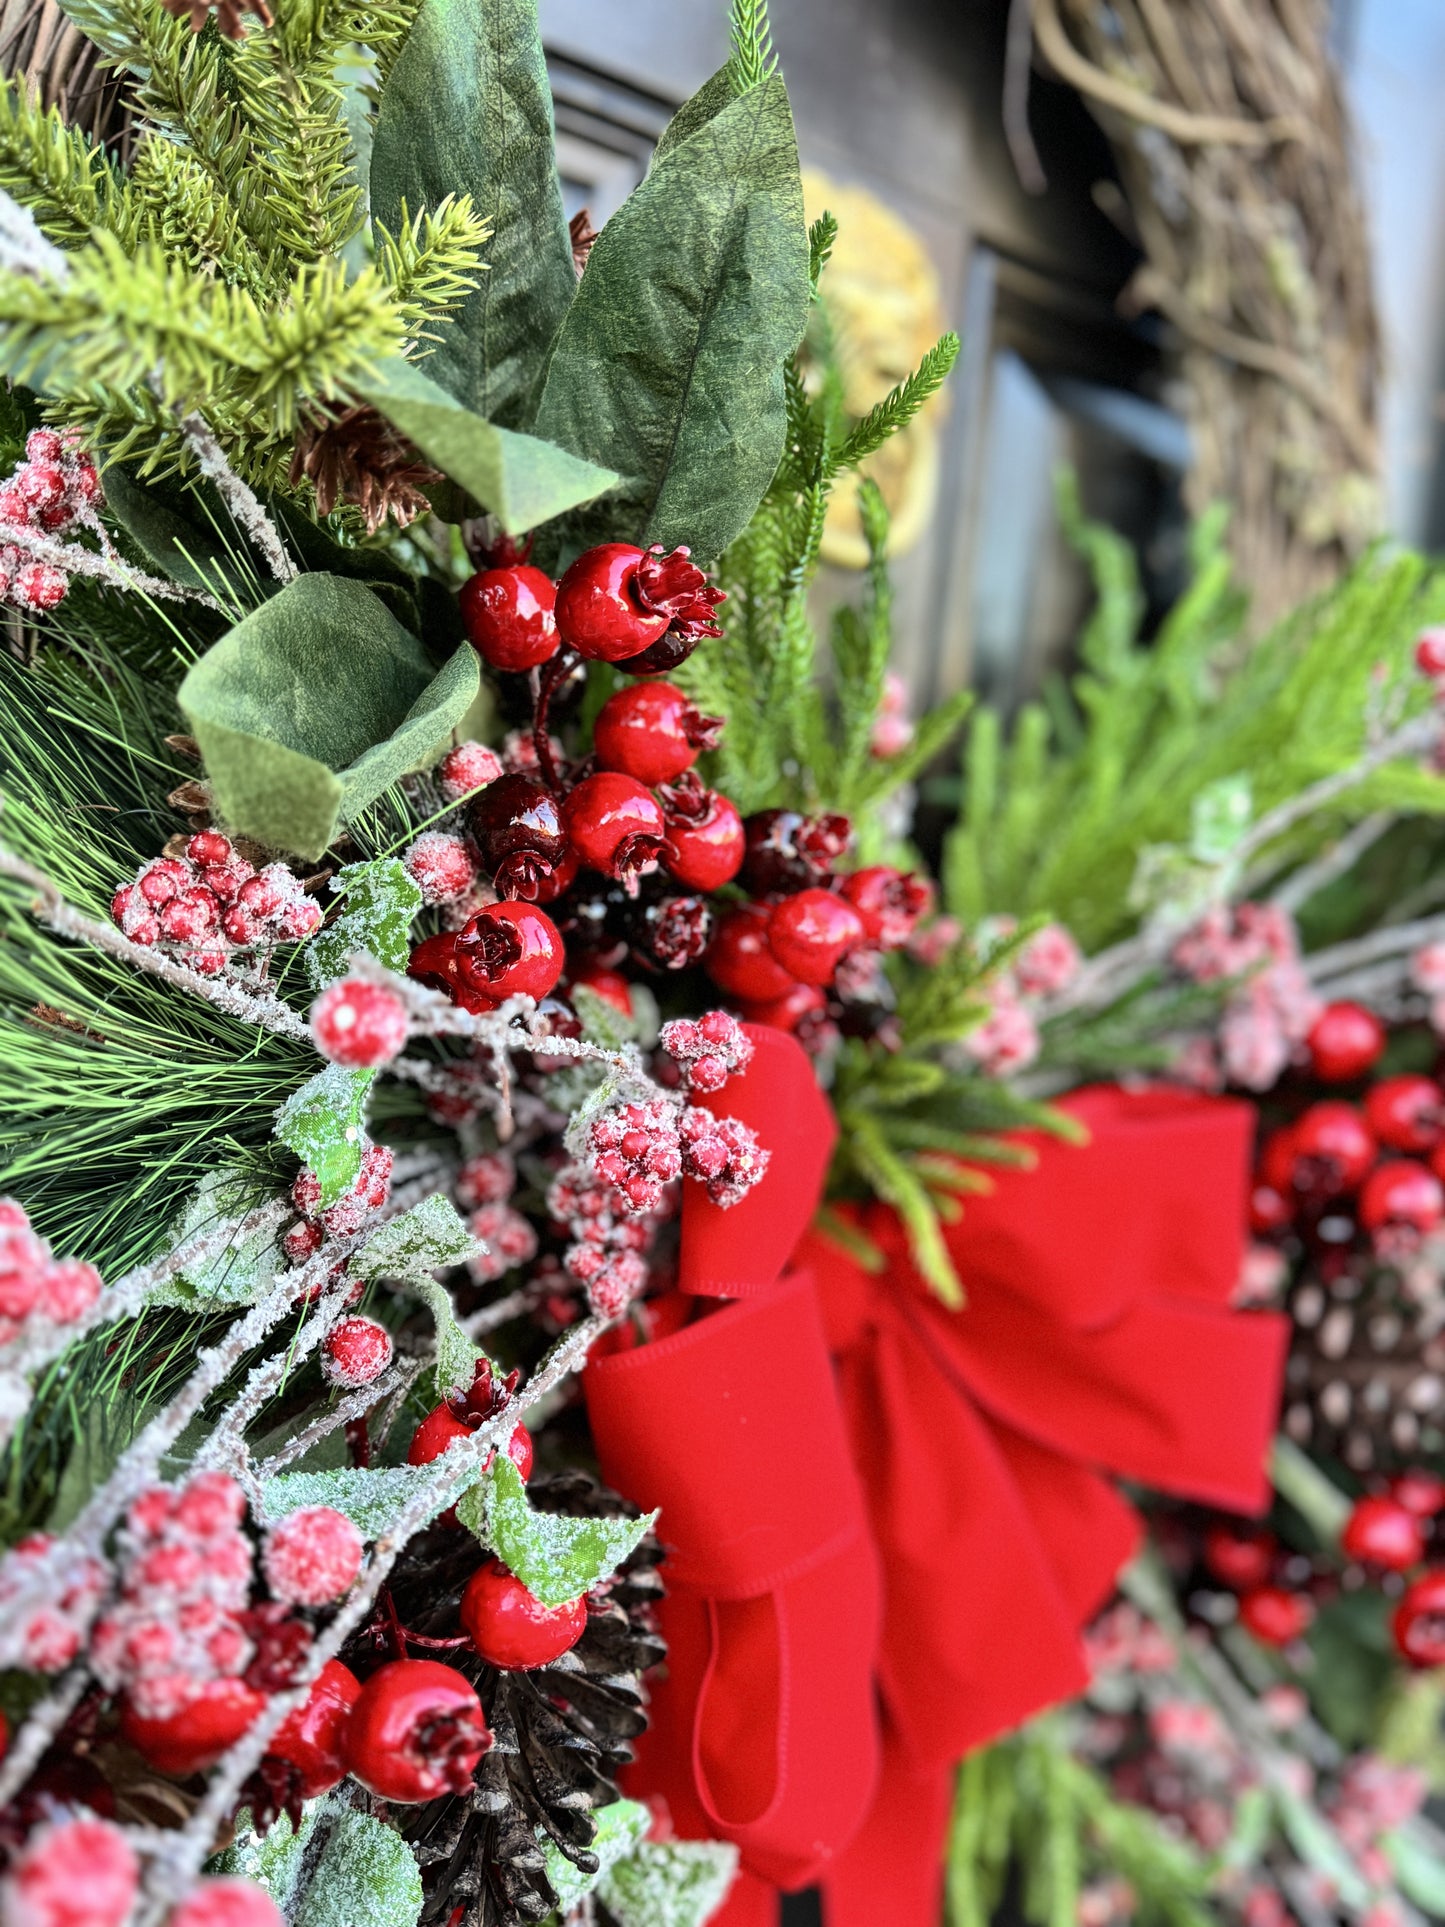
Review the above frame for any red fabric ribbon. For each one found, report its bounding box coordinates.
[585,1050,1288,1927]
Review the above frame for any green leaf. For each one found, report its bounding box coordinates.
[571,980,641,1048]
[540,1800,650,1909]
[354,355,618,532]
[228,1802,424,1927]
[370,0,576,426]
[153,1168,283,1308]
[458,1451,657,1607]
[262,1464,446,1539]
[600,1837,740,1927]
[305,858,423,990]
[533,72,809,561]
[102,463,256,602]
[355,1192,479,1284]
[178,575,479,860]
[1384,1827,1445,1916]
[1189,775,1253,864]
[274,1065,376,1209]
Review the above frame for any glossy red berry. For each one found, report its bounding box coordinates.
[310,979,410,1067]
[563,772,667,885]
[467,772,569,901]
[343,1658,492,1802]
[594,681,722,785]
[1238,1585,1313,1646]
[267,1657,361,1797]
[705,902,798,1002]
[659,777,744,892]
[1341,1495,1426,1571]
[1392,1568,1445,1666]
[766,889,866,987]
[839,867,933,950]
[1285,1102,1376,1197]
[1358,1159,1443,1237]
[1249,1182,1294,1235]
[739,809,851,895]
[555,543,723,664]
[1417,629,1445,677]
[122,1676,267,1776]
[459,564,560,672]
[1390,1469,1445,1518]
[1365,1075,1444,1154]
[408,1407,533,1481]
[737,981,828,1034]
[1203,1525,1276,1592]
[455,899,564,1002]
[169,1878,284,1927]
[459,1558,587,1670]
[570,964,633,1017]
[1307,1001,1387,1083]
[407,932,500,1016]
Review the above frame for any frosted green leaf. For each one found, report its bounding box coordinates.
[261,1464,447,1539]
[1385,1828,1445,1916]
[460,1452,657,1608]
[153,1168,282,1307]
[600,1837,739,1927]
[572,981,641,1049]
[1189,776,1252,864]
[223,1802,424,1926]
[541,1799,649,1907]
[273,1066,375,1208]
[412,1275,483,1400]
[305,858,424,989]
[354,1193,478,1283]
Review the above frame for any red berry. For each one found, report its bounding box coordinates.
[3,1816,138,1927]
[169,1878,284,1927]
[122,1676,267,1776]
[839,866,933,950]
[408,931,500,1015]
[1358,1159,1444,1236]
[554,543,669,662]
[706,902,798,1002]
[439,740,504,802]
[628,891,712,970]
[738,982,828,1034]
[408,1407,533,1483]
[1417,629,1445,677]
[459,564,559,672]
[1238,1585,1313,1646]
[467,772,569,900]
[160,888,220,944]
[263,1506,363,1607]
[404,831,475,905]
[739,809,851,894]
[1391,1469,1445,1518]
[455,899,564,1002]
[459,1558,587,1670]
[1393,1568,1445,1666]
[1203,1525,1276,1591]
[343,1658,491,1801]
[1365,1075,1444,1153]
[138,857,192,907]
[1307,1001,1386,1083]
[678,1104,769,1206]
[594,681,722,785]
[1342,1495,1426,1571]
[1249,1182,1293,1235]
[563,772,667,886]
[766,888,866,986]
[1286,1102,1376,1197]
[266,1657,360,1798]
[571,964,633,1017]
[658,778,744,893]
[455,1152,516,1209]
[310,979,410,1067]
[321,1315,393,1388]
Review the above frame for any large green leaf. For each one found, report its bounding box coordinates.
[177,574,479,859]
[457,1452,657,1607]
[532,71,809,561]
[369,0,575,426]
[353,356,617,532]
[273,1065,376,1208]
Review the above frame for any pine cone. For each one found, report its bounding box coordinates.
[1283,1251,1445,1470]
[359,1472,665,1927]
[289,404,441,535]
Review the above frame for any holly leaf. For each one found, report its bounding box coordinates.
[273,1065,375,1209]
[354,1192,479,1284]
[532,71,809,562]
[153,1167,284,1307]
[370,0,575,427]
[226,1801,424,1927]
[457,1451,657,1607]
[262,1464,446,1540]
[541,1800,650,1909]
[178,574,479,860]
[600,1838,740,1927]
[305,858,423,990]
[354,356,618,532]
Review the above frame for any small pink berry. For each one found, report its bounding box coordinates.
[322,1315,393,1388]
[439,740,504,801]
[263,1506,363,1606]
[455,1152,516,1210]
[171,1471,247,1540]
[3,1815,139,1927]
[168,1878,285,1927]
[310,979,410,1067]
[32,1258,101,1325]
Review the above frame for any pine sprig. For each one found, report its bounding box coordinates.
[0,83,135,252]
[374,198,492,336]
[807,209,837,293]
[836,330,960,471]
[726,0,778,93]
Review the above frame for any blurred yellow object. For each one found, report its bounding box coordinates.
[802,168,948,567]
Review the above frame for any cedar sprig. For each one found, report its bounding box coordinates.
[727,0,778,93]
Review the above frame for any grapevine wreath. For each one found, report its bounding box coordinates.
[5,2,1445,1926]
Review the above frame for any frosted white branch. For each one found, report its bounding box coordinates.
[173,407,298,587]
[0,190,69,285]
[0,518,221,611]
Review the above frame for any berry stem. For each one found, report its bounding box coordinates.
[531,646,576,793]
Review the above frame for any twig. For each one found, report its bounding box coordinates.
[254,1364,417,1481]
[0,518,221,611]
[172,407,298,587]
[1304,914,1445,988]
[1003,0,1048,194]
[1270,812,1394,914]
[0,188,70,284]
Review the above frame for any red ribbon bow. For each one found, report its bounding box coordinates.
[586,1045,1288,1927]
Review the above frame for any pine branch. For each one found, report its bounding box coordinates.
[835,330,960,471]
[0,81,135,252]
[727,0,778,93]
[807,209,837,293]
[374,196,492,336]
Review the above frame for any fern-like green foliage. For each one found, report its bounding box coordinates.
[943,480,1445,953]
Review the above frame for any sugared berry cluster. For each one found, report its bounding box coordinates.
[112,832,321,976]
[659,1009,753,1093]
[547,1159,657,1316]
[284,1143,394,1264]
[1171,901,1321,1093]
[0,1198,103,1346]
[0,428,101,614]
[0,1530,108,1673]
[0,1815,285,1927]
[961,919,1081,1076]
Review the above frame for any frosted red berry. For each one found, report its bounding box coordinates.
[660,1011,754,1094]
[706,902,798,1002]
[404,831,475,905]
[460,1558,587,1670]
[263,1506,363,1607]
[563,772,667,887]
[1203,1525,1276,1592]
[122,1675,267,1775]
[168,1879,285,1927]
[1342,1495,1426,1571]
[594,680,722,785]
[840,866,933,950]
[343,1658,492,1801]
[1238,1585,1313,1646]
[740,809,850,895]
[408,1406,533,1482]
[589,1098,682,1214]
[159,888,219,944]
[1393,1569,1445,1666]
[454,899,564,1002]
[1307,1001,1387,1083]
[467,1202,539,1282]
[1365,1075,1444,1154]
[456,1151,516,1210]
[468,771,568,900]
[766,889,866,986]
[139,857,192,907]
[321,1316,393,1388]
[658,775,744,892]
[310,979,410,1067]
[2,1816,139,1927]
[678,1105,770,1206]
[267,1656,361,1798]
[459,564,560,672]
[439,740,504,802]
